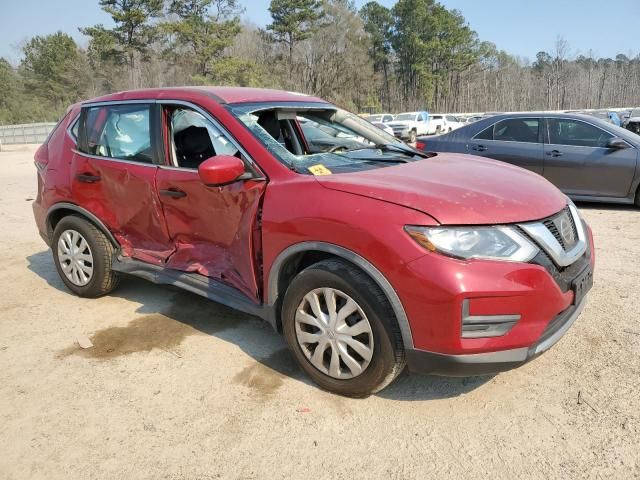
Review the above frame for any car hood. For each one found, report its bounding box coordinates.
[314,153,567,225]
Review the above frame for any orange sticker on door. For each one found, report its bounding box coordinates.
[308,164,332,175]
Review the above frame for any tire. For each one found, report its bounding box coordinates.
[408,130,417,144]
[636,187,640,208]
[52,215,120,297]
[281,259,405,397]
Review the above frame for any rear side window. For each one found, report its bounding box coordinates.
[547,119,613,148]
[79,104,153,163]
[475,118,540,143]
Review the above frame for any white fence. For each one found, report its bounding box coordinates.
[0,122,57,146]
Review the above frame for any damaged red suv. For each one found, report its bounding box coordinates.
[33,87,594,397]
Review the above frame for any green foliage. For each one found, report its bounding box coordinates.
[267,0,322,62]
[360,2,392,73]
[19,32,89,116]
[194,57,271,87]
[0,58,23,124]
[163,0,242,77]
[81,0,164,88]
[3,0,640,126]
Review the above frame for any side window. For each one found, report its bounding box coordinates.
[446,115,457,122]
[547,119,613,148]
[474,118,540,143]
[475,124,494,140]
[384,115,393,122]
[417,114,424,123]
[169,108,239,169]
[70,117,79,140]
[80,104,153,163]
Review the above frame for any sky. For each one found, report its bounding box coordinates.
[2,0,640,64]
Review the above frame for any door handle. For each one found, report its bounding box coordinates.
[159,188,187,198]
[547,150,563,157]
[77,173,101,183]
[472,145,487,152]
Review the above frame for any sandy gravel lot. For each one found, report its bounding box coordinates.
[0,144,638,479]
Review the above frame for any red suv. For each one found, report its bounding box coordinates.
[32,87,595,397]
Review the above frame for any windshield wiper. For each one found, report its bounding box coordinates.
[350,156,409,164]
[343,143,429,158]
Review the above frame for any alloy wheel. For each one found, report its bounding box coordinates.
[57,229,94,286]
[294,288,374,379]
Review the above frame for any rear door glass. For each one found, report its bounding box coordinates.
[80,104,154,163]
[475,118,540,143]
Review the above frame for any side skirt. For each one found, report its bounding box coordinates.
[112,257,277,328]
[568,193,634,205]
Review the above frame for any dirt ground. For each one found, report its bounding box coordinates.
[0,144,638,479]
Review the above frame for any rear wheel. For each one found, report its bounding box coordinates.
[636,186,640,208]
[281,259,405,397]
[52,215,120,297]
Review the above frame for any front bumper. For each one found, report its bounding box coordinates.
[389,221,595,376]
[405,297,586,376]
[391,128,410,139]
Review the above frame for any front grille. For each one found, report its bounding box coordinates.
[528,223,591,292]
[542,207,578,251]
[543,218,564,248]
[520,203,588,272]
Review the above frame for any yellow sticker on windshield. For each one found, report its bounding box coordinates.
[308,164,332,175]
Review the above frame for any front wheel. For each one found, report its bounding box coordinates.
[281,259,405,397]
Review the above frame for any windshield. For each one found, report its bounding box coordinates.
[395,113,417,121]
[366,114,383,122]
[229,103,426,174]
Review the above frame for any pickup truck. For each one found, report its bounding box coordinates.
[386,111,431,142]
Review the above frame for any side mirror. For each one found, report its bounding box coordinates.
[606,137,628,149]
[198,155,246,187]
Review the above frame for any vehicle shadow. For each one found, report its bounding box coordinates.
[27,249,492,401]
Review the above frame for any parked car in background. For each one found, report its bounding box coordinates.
[370,121,394,136]
[466,115,484,123]
[440,114,465,131]
[299,119,366,153]
[386,111,431,142]
[32,87,594,397]
[417,112,640,206]
[624,108,640,134]
[365,113,395,123]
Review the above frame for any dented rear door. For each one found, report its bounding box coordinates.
[71,102,174,263]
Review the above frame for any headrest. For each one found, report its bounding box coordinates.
[258,111,281,140]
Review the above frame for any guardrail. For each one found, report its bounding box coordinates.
[0,122,57,148]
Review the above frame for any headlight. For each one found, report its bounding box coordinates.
[405,225,539,262]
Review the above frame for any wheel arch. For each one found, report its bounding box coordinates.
[267,242,414,349]
[46,202,119,248]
